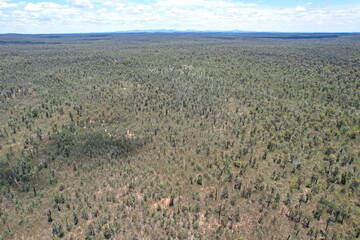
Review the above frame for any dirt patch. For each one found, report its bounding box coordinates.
[151,197,171,209]
[126,130,135,139]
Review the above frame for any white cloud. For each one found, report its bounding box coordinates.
[24,3,41,11]
[156,0,256,8]
[68,0,93,9]
[0,1,17,9]
[295,6,306,11]
[129,4,152,12]
[103,1,123,7]
[24,2,62,11]
[156,0,204,7]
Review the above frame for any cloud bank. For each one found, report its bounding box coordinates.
[0,0,359,33]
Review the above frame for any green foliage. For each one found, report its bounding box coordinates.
[0,33,359,240]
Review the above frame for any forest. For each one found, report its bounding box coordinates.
[0,32,359,239]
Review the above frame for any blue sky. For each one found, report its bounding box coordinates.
[0,0,359,33]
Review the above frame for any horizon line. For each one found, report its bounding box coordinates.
[1,30,360,35]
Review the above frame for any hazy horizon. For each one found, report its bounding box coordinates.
[1,30,360,35]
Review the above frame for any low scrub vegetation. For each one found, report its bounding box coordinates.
[0,33,359,239]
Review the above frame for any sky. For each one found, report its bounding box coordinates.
[0,0,359,33]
